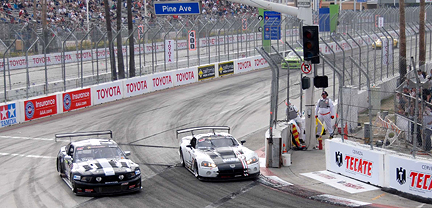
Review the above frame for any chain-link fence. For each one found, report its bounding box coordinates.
[1,6,432,156]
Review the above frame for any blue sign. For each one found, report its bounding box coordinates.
[263,11,281,40]
[154,2,201,15]
[357,0,367,2]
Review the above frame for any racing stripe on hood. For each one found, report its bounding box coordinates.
[121,161,129,168]
[234,149,248,169]
[96,159,115,176]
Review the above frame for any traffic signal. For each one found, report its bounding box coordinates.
[314,75,328,88]
[302,26,320,64]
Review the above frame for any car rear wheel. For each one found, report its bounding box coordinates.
[179,149,185,167]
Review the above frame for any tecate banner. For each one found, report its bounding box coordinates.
[93,81,123,105]
[325,139,385,186]
[0,102,17,127]
[173,67,197,87]
[62,88,91,112]
[124,76,150,98]
[24,95,58,121]
[386,154,432,199]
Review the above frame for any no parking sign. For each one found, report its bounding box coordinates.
[301,63,312,74]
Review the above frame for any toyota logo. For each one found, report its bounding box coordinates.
[230,164,235,168]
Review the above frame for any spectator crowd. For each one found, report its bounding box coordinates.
[396,68,432,144]
[0,0,258,29]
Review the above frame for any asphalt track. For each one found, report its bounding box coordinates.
[0,32,427,208]
[0,67,347,208]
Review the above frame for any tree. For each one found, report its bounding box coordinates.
[399,0,407,84]
[419,0,426,69]
[104,0,117,80]
[127,0,135,78]
[116,0,125,79]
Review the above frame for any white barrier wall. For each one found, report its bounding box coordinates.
[326,138,432,199]
[124,76,150,98]
[92,81,124,105]
[235,57,253,74]
[252,56,269,70]
[325,139,385,186]
[385,154,432,199]
[151,71,174,91]
[173,67,197,87]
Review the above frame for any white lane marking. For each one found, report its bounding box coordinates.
[301,170,379,194]
[311,194,371,207]
[0,152,55,159]
[266,176,293,186]
[417,204,425,208]
[0,135,54,141]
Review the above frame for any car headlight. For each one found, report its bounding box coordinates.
[73,175,81,181]
[247,157,259,165]
[80,176,92,182]
[201,161,216,168]
[135,169,141,176]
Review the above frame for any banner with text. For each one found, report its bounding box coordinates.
[24,95,58,121]
[386,154,432,199]
[92,81,123,105]
[325,139,385,186]
[62,88,91,112]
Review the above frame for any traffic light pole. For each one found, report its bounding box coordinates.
[298,8,317,150]
[226,0,317,155]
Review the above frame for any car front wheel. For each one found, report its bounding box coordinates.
[179,149,185,167]
[57,158,64,177]
[193,161,199,178]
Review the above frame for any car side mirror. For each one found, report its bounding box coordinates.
[124,151,131,156]
[65,155,72,161]
[186,144,192,148]
[241,140,246,145]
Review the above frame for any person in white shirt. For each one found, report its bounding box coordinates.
[315,91,335,138]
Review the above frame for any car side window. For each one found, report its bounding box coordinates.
[190,137,196,149]
[68,145,74,157]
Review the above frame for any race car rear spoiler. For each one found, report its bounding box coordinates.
[176,126,230,140]
[55,130,113,142]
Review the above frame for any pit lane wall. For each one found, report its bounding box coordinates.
[0,55,268,127]
[326,139,432,199]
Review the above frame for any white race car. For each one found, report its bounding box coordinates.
[177,126,260,180]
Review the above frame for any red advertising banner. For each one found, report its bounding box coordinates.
[62,88,91,112]
[24,95,58,121]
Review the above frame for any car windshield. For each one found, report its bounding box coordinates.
[287,51,303,58]
[75,146,125,161]
[196,136,239,149]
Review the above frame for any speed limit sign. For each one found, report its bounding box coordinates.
[188,30,196,51]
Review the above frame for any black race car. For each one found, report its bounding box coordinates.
[56,130,141,195]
